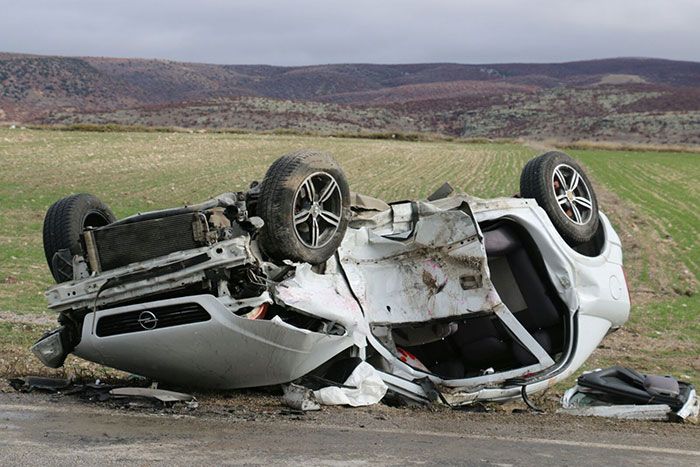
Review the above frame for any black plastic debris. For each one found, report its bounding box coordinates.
[559,367,699,421]
[7,376,197,409]
[578,366,690,409]
[8,376,72,392]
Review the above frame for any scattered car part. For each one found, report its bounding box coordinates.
[520,385,545,413]
[109,387,196,404]
[560,367,699,421]
[282,383,321,411]
[34,150,630,407]
[6,376,197,408]
[8,376,72,392]
[577,366,695,410]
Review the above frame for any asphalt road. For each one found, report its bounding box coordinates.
[1,392,699,466]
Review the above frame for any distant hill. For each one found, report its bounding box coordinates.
[1,53,699,143]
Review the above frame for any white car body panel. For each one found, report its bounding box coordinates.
[75,294,354,389]
[44,193,630,405]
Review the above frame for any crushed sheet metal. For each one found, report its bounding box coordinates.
[678,390,700,420]
[314,362,388,407]
[350,192,391,212]
[46,235,251,312]
[274,258,369,348]
[339,209,499,324]
[220,291,272,312]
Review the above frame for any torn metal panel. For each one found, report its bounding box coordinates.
[678,390,700,420]
[274,259,369,348]
[339,209,497,325]
[350,192,391,212]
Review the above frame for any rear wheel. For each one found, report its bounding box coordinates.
[520,151,599,245]
[43,193,116,282]
[257,150,350,264]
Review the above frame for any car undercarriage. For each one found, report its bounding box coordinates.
[34,150,630,405]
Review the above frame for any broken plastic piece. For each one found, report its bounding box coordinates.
[577,366,692,410]
[8,376,72,392]
[427,182,455,201]
[282,383,321,411]
[109,387,196,404]
[559,367,700,421]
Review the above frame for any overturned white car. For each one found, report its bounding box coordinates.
[34,150,630,405]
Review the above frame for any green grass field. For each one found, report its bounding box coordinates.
[1,128,698,387]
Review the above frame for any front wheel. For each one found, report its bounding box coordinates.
[43,193,116,282]
[256,150,350,264]
[520,151,599,245]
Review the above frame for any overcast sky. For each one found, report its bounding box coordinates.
[1,0,698,66]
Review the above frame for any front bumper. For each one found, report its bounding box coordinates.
[73,294,354,388]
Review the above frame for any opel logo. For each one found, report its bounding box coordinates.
[137,311,158,330]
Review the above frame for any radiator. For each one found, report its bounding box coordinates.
[86,212,209,272]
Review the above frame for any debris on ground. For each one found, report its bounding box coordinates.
[6,376,197,409]
[9,375,72,392]
[109,387,198,408]
[282,383,321,411]
[314,362,387,407]
[559,366,699,422]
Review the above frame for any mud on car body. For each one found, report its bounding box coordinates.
[34,150,630,405]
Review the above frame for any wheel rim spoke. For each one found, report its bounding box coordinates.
[294,209,311,225]
[319,209,340,226]
[570,204,582,223]
[292,172,343,249]
[311,218,320,247]
[318,178,339,203]
[551,163,594,226]
[569,171,580,191]
[302,178,316,200]
[574,196,592,209]
[553,168,568,190]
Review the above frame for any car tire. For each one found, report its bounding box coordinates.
[257,150,350,264]
[43,193,116,283]
[520,151,599,245]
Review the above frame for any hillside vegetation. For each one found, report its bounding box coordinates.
[1,54,699,143]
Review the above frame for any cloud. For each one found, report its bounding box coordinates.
[1,0,698,65]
